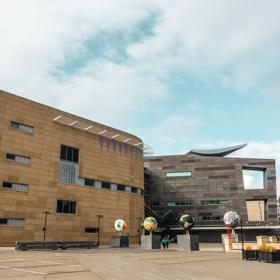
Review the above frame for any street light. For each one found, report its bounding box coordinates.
[240,218,244,257]
[42,211,50,243]
[137,217,142,245]
[96,215,103,247]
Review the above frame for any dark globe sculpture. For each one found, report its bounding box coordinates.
[179,214,194,232]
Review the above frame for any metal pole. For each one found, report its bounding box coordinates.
[43,211,49,242]
[96,215,103,247]
[240,219,244,258]
[138,217,142,245]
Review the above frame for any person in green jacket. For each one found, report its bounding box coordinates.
[161,236,169,249]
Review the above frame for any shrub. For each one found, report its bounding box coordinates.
[258,245,277,252]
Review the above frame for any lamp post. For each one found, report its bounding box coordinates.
[137,217,142,245]
[42,211,50,242]
[240,218,244,256]
[96,215,103,247]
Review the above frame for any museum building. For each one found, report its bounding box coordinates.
[144,145,279,242]
[0,90,144,246]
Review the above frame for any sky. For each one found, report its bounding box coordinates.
[0,0,279,193]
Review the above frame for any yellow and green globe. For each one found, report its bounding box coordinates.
[144,217,157,232]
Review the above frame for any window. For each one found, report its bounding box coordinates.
[202,215,223,221]
[166,171,192,177]
[201,199,228,206]
[117,184,126,192]
[0,218,24,226]
[242,167,265,190]
[131,187,138,194]
[2,182,28,192]
[94,181,102,188]
[85,227,98,233]
[56,200,77,214]
[59,160,78,184]
[102,182,111,189]
[6,153,31,164]
[246,200,266,221]
[60,145,79,163]
[10,121,33,133]
[125,186,131,192]
[167,201,193,207]
[85,178,95,186]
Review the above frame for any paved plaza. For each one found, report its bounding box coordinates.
[0,244,279,280]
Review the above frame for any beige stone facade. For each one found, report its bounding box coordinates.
[0,90,144,246]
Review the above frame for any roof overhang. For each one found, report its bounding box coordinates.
[53,115,143,149]
[189,143,248,157]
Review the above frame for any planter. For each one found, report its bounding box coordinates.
[258,251,280,263]
[242,250,258,261]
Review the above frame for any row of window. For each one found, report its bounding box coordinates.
[59,153,144,196]
[166,171,192,178]
[201,199,229,205]
[6,153,31,164]
[10,121,34,133]
[81,177,143,195]
[152,199,229,207]
[166,201,193,206]
[2,182,28,192]
[0,218,99,233]
[202,215,223,221]
[0,218,25,226]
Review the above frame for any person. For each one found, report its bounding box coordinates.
[161,236,169,250]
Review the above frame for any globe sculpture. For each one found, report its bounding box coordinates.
[143,217,157,232]
[179,214,194,233]
[223,211,240,229]
[114,219,127,232]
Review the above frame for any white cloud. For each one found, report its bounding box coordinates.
[1,0,280,130]
[139,114,202,156]
[0,1,280,194]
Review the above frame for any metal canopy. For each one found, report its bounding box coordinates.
[53,115,143,149]
[189,143,248,157]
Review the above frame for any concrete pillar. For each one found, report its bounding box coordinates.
[256,236,269,246]
[224,235,235,252]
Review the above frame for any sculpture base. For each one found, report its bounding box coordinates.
[141,235,161,249]
[111,236,129,248]
[177,234,199,251]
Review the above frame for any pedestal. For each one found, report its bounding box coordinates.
[141,234,161,249]
[111,235,129,248]
[256,236,269,246]
[177,234,199,251]
[223,235,235,252]
[221,233,238,244]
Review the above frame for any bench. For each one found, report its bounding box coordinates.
[16,240,98,251]
[60,241,97,250]
[16,241,61,251]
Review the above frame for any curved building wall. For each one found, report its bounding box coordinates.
[0,90,144,246]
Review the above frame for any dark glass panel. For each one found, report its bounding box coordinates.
[2,182,12,188]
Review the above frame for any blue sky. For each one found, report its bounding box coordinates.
[0,0,279,192]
